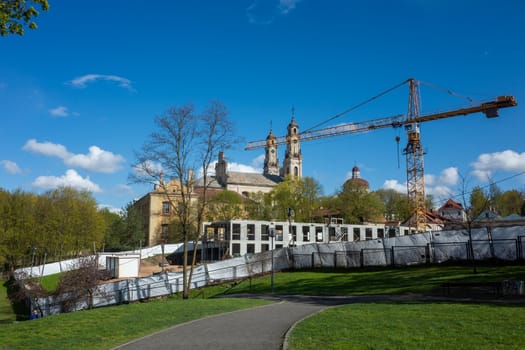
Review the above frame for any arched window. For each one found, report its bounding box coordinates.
[294,166,298,176]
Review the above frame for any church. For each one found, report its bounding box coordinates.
[199,114,304,197]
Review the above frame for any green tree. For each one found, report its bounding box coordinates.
[267,176,321,222]
[497,190,524,216]
[374,188,410,222]
[336,181,384,224]
[0,189,37,270]
[206,190,244,221]
[103,202,145,251]
[0,0,49,36]
[469,186,489,216]
[244,191,272,220]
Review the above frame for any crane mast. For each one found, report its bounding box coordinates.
[245,79,518,233]
[404,78,426,232]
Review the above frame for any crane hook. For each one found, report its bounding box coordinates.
[395,136,401,169]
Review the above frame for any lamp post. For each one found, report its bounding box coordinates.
[269,223,275,293]
[287,207,295,245]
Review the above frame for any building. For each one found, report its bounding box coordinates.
[133,176,198,246]
[134,114,305,246]
[438,199,467,222]
[202,219,411,257]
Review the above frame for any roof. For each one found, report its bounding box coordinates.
[225,172,283,187]
[438,199,463,211]
[195,172,283,189]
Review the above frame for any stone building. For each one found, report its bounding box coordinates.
[134,115,305,246]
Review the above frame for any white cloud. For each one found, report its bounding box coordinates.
[471,150,525,182]
[382,179,406,193]
[32,169,102,193]
[228,162,261,173]
[66,146,125,173]
[425,167,458,187]
[23,139,69,159]
[1,160,22,174]
[384,167,457,202]
[68,74,134,91]
[251,154,266,168]
[247,0,301,24]
[97,204,123,214]
[279,0,301,14]
[49,106,70,117]
[23,139,125,173]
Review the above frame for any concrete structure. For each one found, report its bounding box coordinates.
[202,219,412,257]
[104,253,141,279]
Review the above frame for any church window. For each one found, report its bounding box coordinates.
[294,167,298,176]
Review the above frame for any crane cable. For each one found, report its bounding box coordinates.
[419,80,475,104]
[302,78,411,134]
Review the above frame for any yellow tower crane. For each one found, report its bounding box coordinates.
[245,78,518,232]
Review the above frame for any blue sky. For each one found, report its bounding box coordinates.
[1,0,524,212]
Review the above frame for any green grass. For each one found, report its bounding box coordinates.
[214,263,525,297]
[0,280,15,324]
[287,302,525,350]
[0,297,271,350]
[1,263,524,349]
[40,273,61,292]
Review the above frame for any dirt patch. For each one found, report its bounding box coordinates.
[139,256,182,277]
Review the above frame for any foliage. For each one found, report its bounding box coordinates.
[0,187,107,271]
[103,202,145,251]
[244,191,273,220]
[131,100,239,298]
[206,190,244,221]
[375,188,410,222]
[288,303,525,350]
[0,0,49,36]
[470,186,489,215]
[335,181,384,224]
[266,176,322,222]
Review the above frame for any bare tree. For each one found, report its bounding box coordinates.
[56,256,111,312]
[130,101,238,299]
[456,173,493,274]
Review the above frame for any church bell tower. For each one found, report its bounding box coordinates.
[281,110,302,178]
[263,128,279,176]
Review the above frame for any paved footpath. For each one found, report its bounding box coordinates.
[113,299,325,350]
[113,294,525,350]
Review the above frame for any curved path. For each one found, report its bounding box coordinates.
[113,294,524,350]
[113,300,324,350]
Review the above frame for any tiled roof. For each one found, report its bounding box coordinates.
[438,199,463,211]
[226,172,283,187]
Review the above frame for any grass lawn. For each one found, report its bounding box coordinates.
[215,263,525,296]
[1,263,523,349]
[0,297,271,350]
[0,279,15,324]
[287,302,525,350]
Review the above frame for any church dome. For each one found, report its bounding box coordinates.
[344,164,369,189]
